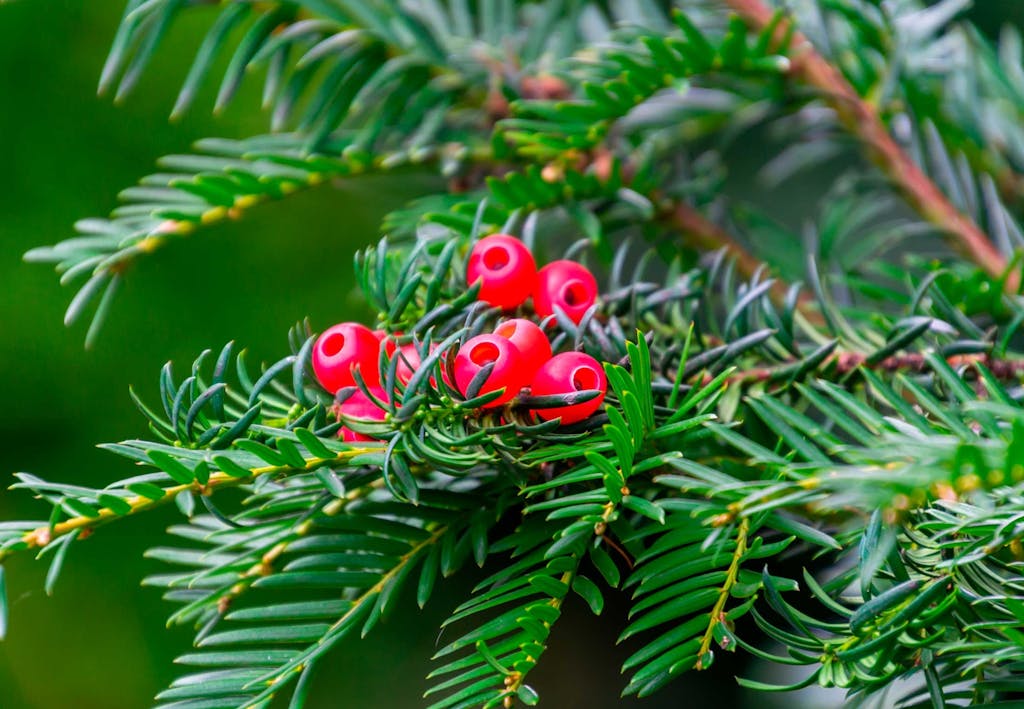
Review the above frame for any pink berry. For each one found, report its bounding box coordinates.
[380,340,447,390]
[466,234,537,310]
[530,352,607,424]
[436,346,455,390]
[453,334,530,408]
[392,343,422,385]
[373,329,398,356]
[312,322,381,394]
[533,260,598,324]
[336,387,388,442]
[493,318,552,379]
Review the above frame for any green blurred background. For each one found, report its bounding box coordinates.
[0,2,1021,707]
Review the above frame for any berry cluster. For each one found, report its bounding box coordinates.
[312,234,608,441]
[467,234,598,323]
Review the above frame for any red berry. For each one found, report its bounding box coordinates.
[373,329,398,356]
[391,343,422,385]
[530,352,607,424]
[312,322,382,394]
[466,234,537,310]
[493,318,551,379]
[453,334,529,408]
[381,340,447,389]
[336,387,388,442]
[533,260,598,324]
[436,345,455,390]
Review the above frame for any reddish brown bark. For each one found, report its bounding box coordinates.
[724,0,1016,291]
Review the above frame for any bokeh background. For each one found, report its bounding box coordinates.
[0,2,1021,708]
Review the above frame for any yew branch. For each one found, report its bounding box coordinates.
[710,350,1024,386]
[723,0,1015,290]
[0,445,377,563]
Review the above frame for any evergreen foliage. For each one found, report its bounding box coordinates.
[7,0,1024,706]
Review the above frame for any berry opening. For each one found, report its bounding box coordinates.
[562,280,589,307]
[572,366,600,391]
[482,245,510,271]
[322,332,345,357]
[470,341,501,365]
[494,321,518,339]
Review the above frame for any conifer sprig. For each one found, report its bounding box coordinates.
[7,1,1024,707]
[726,0,1019,288]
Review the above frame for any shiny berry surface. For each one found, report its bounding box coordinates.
[466,234,537,310]
[493,318,551,379]
[312,322,382,394]
[533,260,598,324]
[453,334,529,408]
[530,351,607,424]
[336,387,388,442]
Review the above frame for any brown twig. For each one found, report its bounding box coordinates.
[704,350,1024,386]
[722,0,1016,291]
[660,198,828,328]
[666,201,770,283]
[600,532,636,570]
[593,127,812,314]
[663,199,805,306]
